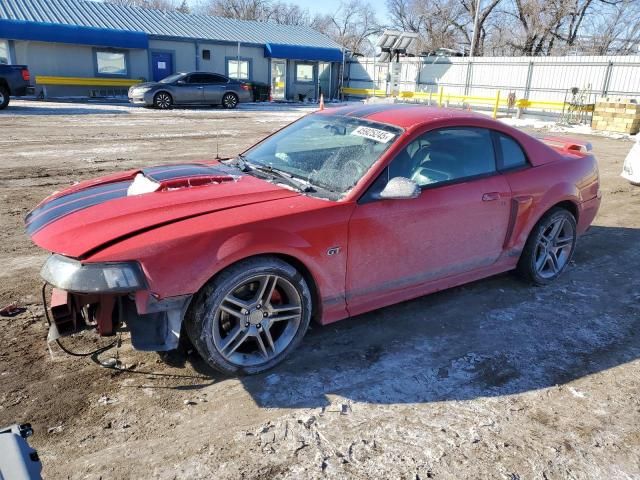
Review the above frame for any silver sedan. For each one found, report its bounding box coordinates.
[128,72,253,109]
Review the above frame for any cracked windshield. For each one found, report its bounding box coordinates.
[242,115,402,198]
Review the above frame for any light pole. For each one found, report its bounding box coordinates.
[469,0,481,57]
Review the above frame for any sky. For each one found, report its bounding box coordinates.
[290,0,346,15]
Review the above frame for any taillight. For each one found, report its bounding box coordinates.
[240,84,250,91]
[21,69,30,81]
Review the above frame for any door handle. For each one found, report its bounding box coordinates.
[197,86,204,89]
[482,192,501,201]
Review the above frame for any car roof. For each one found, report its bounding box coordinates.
[322,103,490,129]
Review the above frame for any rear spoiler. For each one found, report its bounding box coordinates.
[540,136,593,154]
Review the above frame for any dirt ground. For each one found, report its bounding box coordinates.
[1,99,639,480]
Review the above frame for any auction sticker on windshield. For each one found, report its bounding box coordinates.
[351,126,396,143]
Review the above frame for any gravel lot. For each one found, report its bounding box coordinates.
[0,99,639,479]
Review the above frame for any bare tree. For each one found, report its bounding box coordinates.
[386,0,501,55]
[460,0,503,55]
[312,0,381,54]
[578,0,640,54]
[502,0,569,55]
[198,0,314,25]
[268,2,310,25]
[176,0,191,13]
[201,0,271,20]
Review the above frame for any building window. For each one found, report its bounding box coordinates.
[227,58,250,80]
[95,50,128,76]
[202,49,211,60]
[0,40,9,65]
[296,63,314,83]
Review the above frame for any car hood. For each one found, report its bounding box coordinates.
[131,82,161,90]
[26,162,299,259]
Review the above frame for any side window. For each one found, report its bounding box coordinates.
[497,133,528,170]
[186,74,206,84]
[388,127,497,187]
[196,74,222,84]
[210,74,228,84]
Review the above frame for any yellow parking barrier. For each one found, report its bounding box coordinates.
[341,87,387,97]
[36,76,143,87]
[341,86,578,113]
[493,90,501,119]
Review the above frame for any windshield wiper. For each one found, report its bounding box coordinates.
[228,155,314,193]
[252,163,315,193]
[224,154,252,172]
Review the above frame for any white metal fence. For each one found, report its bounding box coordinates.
[346,55,640,104]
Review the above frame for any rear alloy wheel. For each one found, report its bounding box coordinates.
[222,92,239,109]
[517,208,577,285]
[154,92,173,109]
[185,257,312,375]
[0,85,9,110]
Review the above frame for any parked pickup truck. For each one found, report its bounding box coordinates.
[0,64,34,110]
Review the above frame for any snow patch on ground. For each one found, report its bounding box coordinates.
[498,115,636,140]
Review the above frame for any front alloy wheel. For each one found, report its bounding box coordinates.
[154,92,173,109]
[186,257,312,375]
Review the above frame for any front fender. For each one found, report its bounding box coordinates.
[87,200,354,323]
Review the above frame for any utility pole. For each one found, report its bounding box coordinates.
[469,0,481,57]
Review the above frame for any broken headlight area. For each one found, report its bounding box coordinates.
[42,255,192,352]
[47,288,122,339]
[46,289,192,352]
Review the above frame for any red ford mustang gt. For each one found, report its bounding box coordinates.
[27,105,601,375]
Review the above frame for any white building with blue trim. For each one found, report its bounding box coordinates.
[0,0,344,100]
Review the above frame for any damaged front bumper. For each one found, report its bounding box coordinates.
[42,254,191,351]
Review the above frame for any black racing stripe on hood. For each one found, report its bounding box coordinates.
[26,181,131,236]
[25,164,240,237]
[144,163,237,182]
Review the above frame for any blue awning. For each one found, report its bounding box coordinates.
[265,43,342,62]
[0,19,148,49]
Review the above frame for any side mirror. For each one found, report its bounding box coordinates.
[176,80,186,85]
[379,177,421,200]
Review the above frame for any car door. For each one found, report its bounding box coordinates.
[346,127,513,315]
[172,73,205,104]
[201,74,228,104]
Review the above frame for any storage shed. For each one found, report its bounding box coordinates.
[0,0,344,101]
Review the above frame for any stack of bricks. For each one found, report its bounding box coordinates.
[591,99,640,134]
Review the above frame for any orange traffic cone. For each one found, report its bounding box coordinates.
[319,94,325,111]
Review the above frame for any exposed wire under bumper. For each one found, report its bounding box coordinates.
[46,288,192,351]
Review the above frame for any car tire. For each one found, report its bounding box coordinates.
[517,207,577,285]
[153,92,173,109]
[185,256,312,375]
[222,92,239,109]
[0,85,10,110]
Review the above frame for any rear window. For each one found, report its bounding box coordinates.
[498,133,528,169]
